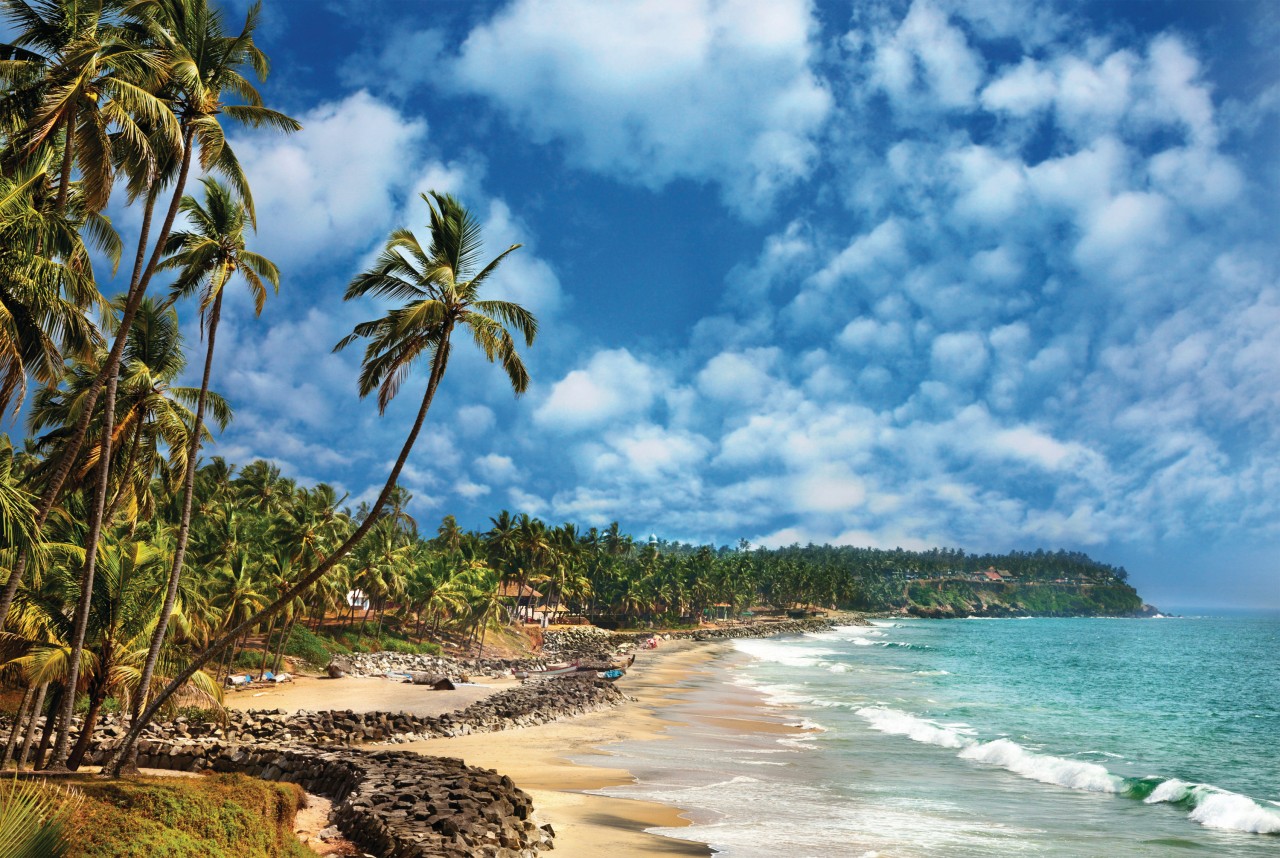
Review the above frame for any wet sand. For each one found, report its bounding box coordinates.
[398,641,723,856]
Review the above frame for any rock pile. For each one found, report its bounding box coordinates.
[541,626,623,661]
[327,651,546,680]
[67,673,627,750]
[77,742,552,857]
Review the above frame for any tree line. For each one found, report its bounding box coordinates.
[0,0,1135,792]
[0,0,535,779]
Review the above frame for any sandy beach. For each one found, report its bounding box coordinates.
[222,638,809,855]
[223,671,518,717]
[396,641,722,856]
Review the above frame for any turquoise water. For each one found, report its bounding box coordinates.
[596,615,1280,856]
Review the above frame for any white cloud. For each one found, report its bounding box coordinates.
[533,349,665,431]
[232,91,428,270]
[475,453,518,483]
[455,480,491,500]
[930,331,989,385]
[981,58,1056,116]
[449,0,831,213]
[696,348,780,403]
[455,405,496,436]
[870,0,985,111]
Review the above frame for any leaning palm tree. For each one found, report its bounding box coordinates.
[123,176,275,766]
[106,190,537,775]
[44,0,298,771]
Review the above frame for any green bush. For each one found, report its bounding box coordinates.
[280,625,342,667]
[175,706,220,724]
[49,774,311,858]
[231,649,265,670]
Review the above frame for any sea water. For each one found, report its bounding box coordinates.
[592,614,1280,856]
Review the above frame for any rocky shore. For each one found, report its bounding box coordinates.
[1,616,860,857]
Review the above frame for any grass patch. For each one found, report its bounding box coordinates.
[43,773,312,858]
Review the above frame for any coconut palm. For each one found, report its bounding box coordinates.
[121,176,275,770]
[0,155,112,420]
[25,297,228,522]
[20,0,295,769]
[0,0,178,212]
[107,190,537,775]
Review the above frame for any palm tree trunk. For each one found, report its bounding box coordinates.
[46,363,121,770]
[17,683,46,769]
[108,328,457,776]
[118,291,222,774]
[0,135,189,632]
[32,683,60,769]
[258,611,278,679]
[271,611,298,674]
[67,688,104,771]
[55,109,74,213]
[103,420,143,527]
[2,683,35,768]
[49,125,201,771]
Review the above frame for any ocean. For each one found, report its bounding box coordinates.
[592,614,1280,856]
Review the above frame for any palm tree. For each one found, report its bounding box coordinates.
[106,190,537,775]
[0,0,178,212]
[45,0,298,769]
[0,154,109,404]
[122,176,275,769]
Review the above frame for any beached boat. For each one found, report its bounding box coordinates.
[596,668,625,681]
[513,661,579,680]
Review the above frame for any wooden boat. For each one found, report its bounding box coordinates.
[514,661,579,680]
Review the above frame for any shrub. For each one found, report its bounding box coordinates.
[175,706,220,724]
[280,625,340,667]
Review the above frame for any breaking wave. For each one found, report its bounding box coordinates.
[855,708,1280,835]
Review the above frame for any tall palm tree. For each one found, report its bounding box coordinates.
[120,176,275,769]
[46,0,298,770]
[106,190,537,775]
[0,154,112,419]
[0,0,179,212]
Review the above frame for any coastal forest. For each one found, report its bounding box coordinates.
[0,0,1141,810]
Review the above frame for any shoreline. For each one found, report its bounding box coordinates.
[398,639,723,856]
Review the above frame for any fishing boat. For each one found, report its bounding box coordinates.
[596,668,626,681]
[513,661,579,680]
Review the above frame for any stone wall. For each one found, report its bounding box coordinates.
[77,741,552,857]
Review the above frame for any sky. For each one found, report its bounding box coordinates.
[23,0,1280,609]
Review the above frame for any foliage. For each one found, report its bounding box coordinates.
[0,777,82,858]
[40,774,309,858]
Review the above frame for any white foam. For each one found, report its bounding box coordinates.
[1146,780,1280,835]
[733,638,839,668]
[1189,790,1280,834]
[856,707,975,750]
[1144,778,1193,804]
[958,739,1122,793]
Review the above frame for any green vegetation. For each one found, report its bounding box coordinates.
[0,0,1145,796]
[0,777,81,858]
[0,0,539,777]
[36,774,310,858]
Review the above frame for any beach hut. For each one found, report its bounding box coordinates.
[499,582,543,622]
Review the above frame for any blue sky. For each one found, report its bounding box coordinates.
[54,1,1280,608]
